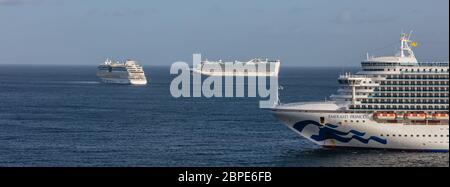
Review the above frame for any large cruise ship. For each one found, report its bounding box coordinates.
[272,33,449,151]
[192,58,281,76]
[97,59,148,85]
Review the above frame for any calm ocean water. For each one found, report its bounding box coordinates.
[0,65,448,167]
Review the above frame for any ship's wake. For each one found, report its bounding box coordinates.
[66,81,101,84]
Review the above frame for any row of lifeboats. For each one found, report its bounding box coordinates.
[373,112,449,120]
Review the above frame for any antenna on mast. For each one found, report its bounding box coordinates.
[400,33,405,58]
[399,31,418,62]
[408,30,413,40]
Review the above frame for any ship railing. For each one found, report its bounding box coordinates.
[280,101,338,106]
[380,84,449,86]
[385,78,449,80]
[339,74,370,79]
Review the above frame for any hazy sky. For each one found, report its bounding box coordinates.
[0,0,448,66]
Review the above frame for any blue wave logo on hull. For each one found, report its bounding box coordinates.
[293,120,387,145]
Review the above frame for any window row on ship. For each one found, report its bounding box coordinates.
[381,84,449,87]
[346,92,449,96]
[386,74,449,80]
[350,88,450,93]
[362,67,448,73]
[372,93,448,98]
[350,104,449,110]
[377,87,448,91]
[361,99,449,104]
[380,81,449,86]
[340,80,449,86]
[361,62,401,66]
[380,134,449,140]
[110,68,127,71]
[336,92,449,98]
[362,62,449,67]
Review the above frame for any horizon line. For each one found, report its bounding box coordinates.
[0,63,360,68]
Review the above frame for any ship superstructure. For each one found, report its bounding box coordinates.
[272,33,449,151]
[192,58,281,76]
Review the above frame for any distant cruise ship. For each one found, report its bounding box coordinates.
[97,59,147,85]
[272,33,449,151]
[192,58,281,76]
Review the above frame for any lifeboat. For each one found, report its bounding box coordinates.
[374,112,397,120]
[405,113,427,120]
[433,113,449,120]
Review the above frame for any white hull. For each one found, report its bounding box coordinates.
[271,109,449,151]
[192,68,279,77]
[100,78,147,85]
[270,33,449,152]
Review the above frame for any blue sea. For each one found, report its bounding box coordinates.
[0,65,448,167]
